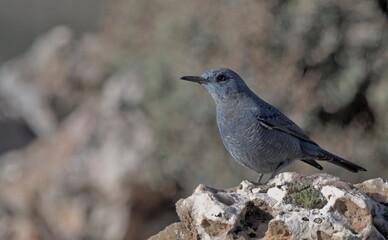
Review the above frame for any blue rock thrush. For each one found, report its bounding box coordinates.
[180,68,366,183]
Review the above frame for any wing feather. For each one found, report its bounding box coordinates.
[250,105,317,146]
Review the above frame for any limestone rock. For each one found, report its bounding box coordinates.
[153,172,388,239]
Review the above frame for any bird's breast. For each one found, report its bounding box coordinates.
[216,110,264,164]
[216,107,301,173]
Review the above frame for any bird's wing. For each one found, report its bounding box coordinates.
[250,106,318,145]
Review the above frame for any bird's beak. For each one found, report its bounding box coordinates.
[180,76,207,84]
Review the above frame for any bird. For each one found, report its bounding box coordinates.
[180,68,366,183]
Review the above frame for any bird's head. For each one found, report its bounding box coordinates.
[180,68,250,102]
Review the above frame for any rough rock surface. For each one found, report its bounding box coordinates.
[151,172,388,240]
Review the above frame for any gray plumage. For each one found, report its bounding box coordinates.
[180,68,366,182]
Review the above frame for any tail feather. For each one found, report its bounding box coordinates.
[316,149,366,172]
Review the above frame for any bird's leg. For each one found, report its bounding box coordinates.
[268,161,286,182]
[256,173,264,183]
[257,161,284,184]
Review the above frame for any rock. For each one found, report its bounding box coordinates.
[0,74,154,239]
[0,26,177,240]
[148,223,191,240]
[152,172,388,239]
[0,26,116,138]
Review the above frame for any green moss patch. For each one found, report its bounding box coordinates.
[283,184,327,209]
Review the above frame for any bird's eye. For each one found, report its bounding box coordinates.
[216,75,227,82]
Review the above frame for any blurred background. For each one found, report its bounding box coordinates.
[0,0,387,239]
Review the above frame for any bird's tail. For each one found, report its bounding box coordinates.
[315,148,366,172]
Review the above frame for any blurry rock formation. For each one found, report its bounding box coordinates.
[151,172,388,239]
[0,26,181,240]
